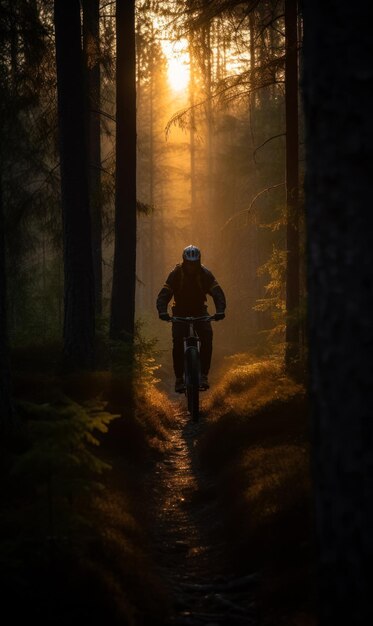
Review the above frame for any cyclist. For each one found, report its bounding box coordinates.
[156,245,226,393]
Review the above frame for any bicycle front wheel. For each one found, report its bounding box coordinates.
[185,347,200,422]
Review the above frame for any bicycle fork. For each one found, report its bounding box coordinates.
[183,336,201,388]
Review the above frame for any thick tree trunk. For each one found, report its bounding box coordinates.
[54,0,95,368]
[302,1,373,624]
[83,0,102,317]
[0,174,13,431]
[285,0,300,371]
[110,0,137,341]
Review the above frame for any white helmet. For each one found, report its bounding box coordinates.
[182,245,201,262]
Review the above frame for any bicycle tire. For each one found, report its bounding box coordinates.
[185,347,200,422]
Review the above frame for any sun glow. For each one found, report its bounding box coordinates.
[160,36,190,93]
[151,15,190,93]
[167,56,190,92]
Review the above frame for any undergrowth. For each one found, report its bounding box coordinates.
[199,355,317,626]
[1,330,175,626]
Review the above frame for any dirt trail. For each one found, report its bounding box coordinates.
[149,396,259,626]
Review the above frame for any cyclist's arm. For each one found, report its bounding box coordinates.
[208,277,226,314]
[156,273,174,315]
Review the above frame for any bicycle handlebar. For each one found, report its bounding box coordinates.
[169,314,217,323]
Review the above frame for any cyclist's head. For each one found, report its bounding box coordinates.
[182,245,201,274]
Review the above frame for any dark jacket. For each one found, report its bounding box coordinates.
[156,263,226,316]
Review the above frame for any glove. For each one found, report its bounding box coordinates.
[159,312,171,321]
[215,312,225,321]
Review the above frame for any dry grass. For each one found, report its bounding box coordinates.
[208,355,303,414]
[199,355,317,626]
[136,386,176,453]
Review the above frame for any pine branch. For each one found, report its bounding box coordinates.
[221,183,285,231]
[253,133,285,163]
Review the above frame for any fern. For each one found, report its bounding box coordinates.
[14,397,116,470]
[109,319,161,388]
[8,397,119,540]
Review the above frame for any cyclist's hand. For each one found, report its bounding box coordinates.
[159,312,171,321]
[214,312,225,321]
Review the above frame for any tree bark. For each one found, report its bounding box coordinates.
[302,1,373,623]
[83,0,103,317]
[54,0,95,368]
[148,22,155,309]
[110,0,137,341]
[0,173,13,431]
[285,0,300,371]
[189,32,197,241]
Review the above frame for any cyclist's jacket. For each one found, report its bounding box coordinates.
[156,263,226,317]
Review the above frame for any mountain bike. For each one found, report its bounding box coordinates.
[170,315,216,422]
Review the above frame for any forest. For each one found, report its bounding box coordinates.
[1,1,372,626]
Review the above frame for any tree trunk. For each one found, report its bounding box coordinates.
[189,32,197,241]
[285,0,300,371]
[204,23,213,224]
[0,173,13,432]
[54,0,95,369]
[302,1,373,624]
[148,23,155,310]
[249,10,255,99]
[110,0,137,342]
[83,0,103,317]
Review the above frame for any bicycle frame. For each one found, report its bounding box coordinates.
[170,315,216,421]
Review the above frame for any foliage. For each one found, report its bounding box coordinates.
[1,0,62,347]
[109,318,162,388]
[10,396,119,531]
[254,243,287,345]
[0,394,117,616]
[0,388,171,624]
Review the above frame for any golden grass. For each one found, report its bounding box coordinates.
[80,485,170,626]
[85,384,175,624]
[199,354,316,625]
[207,356,304,416]
[137,386,175,453]
[240,445,311,523]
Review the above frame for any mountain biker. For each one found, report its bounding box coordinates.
[156,245,226,393]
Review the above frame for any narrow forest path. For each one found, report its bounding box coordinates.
[147,397,260,626]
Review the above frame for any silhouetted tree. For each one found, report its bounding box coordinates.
[0,174,13,430]
[285,0,300,370]
[110,0,137,341]
[54,0,95,368]
[0,0,48,425]
[302,1,373,624]
[83,0,103,316]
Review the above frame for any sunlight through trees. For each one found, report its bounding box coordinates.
[2,3,372,626]
[0,0,306,370]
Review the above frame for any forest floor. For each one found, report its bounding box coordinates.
[104,352,317,626]
[146,397,260,626]
[138,355,318,626]
[3,349,318,626]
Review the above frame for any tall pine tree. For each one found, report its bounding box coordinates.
[83,0,103,317]
[110,0,137,342]
[54,0,95,368]
[285,0,300,371]
[0,173,13,430]
[302,1,373,623]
